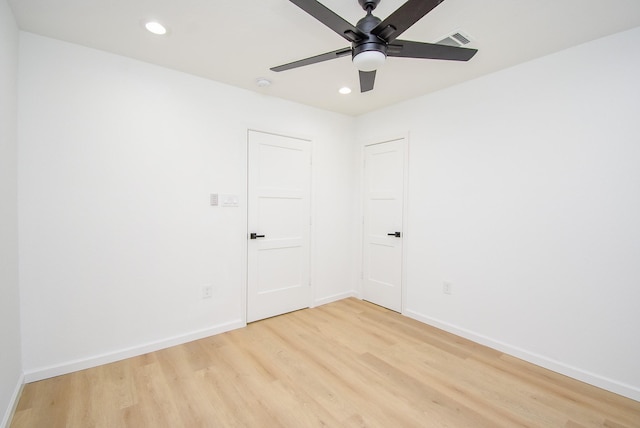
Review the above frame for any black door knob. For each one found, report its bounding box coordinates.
[387,232,401,238]
[250,233,265,239]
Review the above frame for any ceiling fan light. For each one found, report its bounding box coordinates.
[352,50,386,72]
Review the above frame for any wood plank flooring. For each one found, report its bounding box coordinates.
[11,298,640,427]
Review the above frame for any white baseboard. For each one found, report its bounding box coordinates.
[1,373,24,428]
[23,319,245,383]
[314,290,358,307]
[404,309,640,402]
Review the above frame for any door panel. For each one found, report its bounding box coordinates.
[363,139,406,312]
[247,130,311,322]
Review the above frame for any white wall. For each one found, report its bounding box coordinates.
[356,27,640,400]
[18,32,357,380]
[0,0,22,426]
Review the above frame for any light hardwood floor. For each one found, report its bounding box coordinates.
[11,298,640,427]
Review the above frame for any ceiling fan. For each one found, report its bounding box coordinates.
[271,0,478,92]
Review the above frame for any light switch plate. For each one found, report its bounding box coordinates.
[221,194,239,207]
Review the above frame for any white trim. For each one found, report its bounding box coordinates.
[400,134,410,315]
[359,132,410,148]
[1,373,24,428]
[245,127,313,144]
[313,291,358,307]
[305,132,316,310]
[240,127,249,325]
[405,308,640,402]
[23,319,244,383]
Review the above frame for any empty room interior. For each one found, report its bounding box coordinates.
[1,0,640,426]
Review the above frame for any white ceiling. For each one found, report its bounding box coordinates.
[9,0,640,116]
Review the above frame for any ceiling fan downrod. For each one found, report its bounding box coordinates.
[358,0,380,13]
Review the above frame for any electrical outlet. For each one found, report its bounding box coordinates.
[443,282,452,295]
[202,285,213,299]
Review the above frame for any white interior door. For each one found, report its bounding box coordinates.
[247,130,312,323]
[362,138,407,312]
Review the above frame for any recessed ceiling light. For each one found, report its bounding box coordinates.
[339,87,352,95]
[145,21,167,35]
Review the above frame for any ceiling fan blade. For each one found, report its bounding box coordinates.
[359,70,376,92]
[387,40,477,61]
[289,0,366,43]
[371,0,444,42]
[271,48,352,72]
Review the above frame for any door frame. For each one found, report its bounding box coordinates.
[358,133,410,314]
[243,128,315,324]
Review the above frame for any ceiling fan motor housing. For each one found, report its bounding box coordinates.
[353,13,387,59]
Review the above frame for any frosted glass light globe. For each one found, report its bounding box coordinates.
[352,50,386,72]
